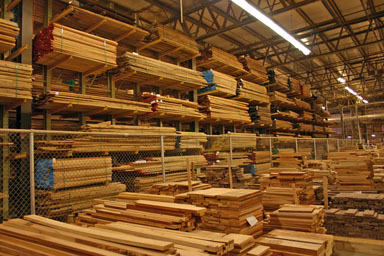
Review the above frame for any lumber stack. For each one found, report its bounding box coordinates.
[256,229,334,256]
[36,182,126,218]
[206,133,257,150]
[272,119,293,130]
[246,245,272,256]
[148,181,212,196]
[324,208,384,240]
[33,23,117,74]
[35,157,113,190]
[304,168,337,185]
[141,93,205,121]
[238,55,269,84]
[262,187,303,212]
[250,151,270,164]
[330,192,384,213]
[0,60,33,105]
[271,110,300,121]
[299,123,314,132]
[300,111,314,121]
[34,91,151,116]
[200,70,237,96]
[333,236,384,256]
[0,215,179,256]
[288,78,301,96]
[204,165,252,189]
[277,171,315,204]
[182,188,264,237]
[131,172,191,192]
[76,199,206,231]
[235,79,270,105]
[176,131,207,150]
[300,84,312,99]
[373,157,384,188]
[198,45,247,76]
[269,91,296,108]
[264,204,326,233]
[249,105,272,127]
[204,151,252,166]
[111,52,206,91]
[0,19,19,53]
[144,23,199,61]
[199,95,252,124]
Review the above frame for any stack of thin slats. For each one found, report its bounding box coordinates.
[262,187,304,212]
[142,93,206,121]
[238,55,269,84]
[277,171,315,205]
[206,133,257,150]
[272,119,293,130]
[264,204,326,233]
[200,70,237,96]
[111,52,206,91]
[249,105,272,127]
[0,18,19,53]
[295,98,311,110]
[236,79,270,105]
[180,188,264,237]
[269,91,296,108]
[149,181,212,195]
[144,23,200,61]
[256,229,334,256]
[199,95,252,124]
[176,131,207,150]
[76,198,206,231]
[33,23,117,74]
[198,45,247,76]
[132,172,193,193]
[373,157,384,188]
[246,245,272,256]
[288,78,301,96]
[300,84,312,99]
[299,123,313,132]
[34,91,151,116]
[0,60,33,105]
[330,192,384,213]
[204,165,252,188]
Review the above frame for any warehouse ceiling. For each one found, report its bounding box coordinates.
[82,0,384,107]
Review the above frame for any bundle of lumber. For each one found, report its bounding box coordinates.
[269,91,296,108]
[199,95,252,124]
[272,119,293,130]
[33,23,117,74]
[300,111,314,121]
[333,236,384,256]
[35,157,112,190]
[299,123,313,132]
[250,151,270,164]
[144,23,199,61]
[198,46,247,76]
[304,160,331,170]
[200,70,237,96]
[328,153,373,190]
[325,208,384,240]
[277,171,315,204]
[36,182,126,218]
[131,172,191,192]
[113,155,207,175]
[111,52,206,91]
[254,163,271,176]
[295,98,311,110]
[206,133,257,150]
[0,60,33,105]
[0,19,19,54]
[236,79,270,105]
[34,91,151,117]
[149,181,212,196]
[176,131,208,150]
[262,186,303,211]
[141,93,205,121]
[288,78,301,96]
[313,125,323,133]
[76,198,206,231]
[49,5,149,47]
[238,55,268,84]
[373,157,384,188]
[249,105,272,127]
[271,110,300,121]
[304,168,337,185]
[116,192,175,203]
[246,245,272,256]
[272,152,309,168]
[204,151,252,166]
[264,204,326,233]
[0,215,180,255]
[330,192,384,213]
[256,229,334,256]
[204,165,252,189]
[181,188,264,237]
[81,121,175,134]
[300,84,312,99]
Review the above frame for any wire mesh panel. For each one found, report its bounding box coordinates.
[297,138,315,160]
[315,139,328,160]
[328,139,338,153]
[0,131,31,221]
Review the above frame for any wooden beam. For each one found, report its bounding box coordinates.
[84,107,109,116]
[112,70,136,82]
[5,44,27,61]
[138,38,162,51]
[159,46,183,59]
[5,99,26,111]
[47,103,72,114]
[178,53,200,63]
[47,55,72,71]
[49,6,74,24]
[114,29,136,42]
[137,76,163,86]
[85,18,107,33]
[83,64,107,77]
[6,0,21,12]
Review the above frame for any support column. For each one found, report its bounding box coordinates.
[340,106,345,139]
[355,104,362,144]
[78,73,86,126]
[190,58,199,132]
[0,106,9,220]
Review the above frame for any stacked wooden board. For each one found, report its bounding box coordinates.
[34,91,151,117]
[76,198,206,231]
[235,79,270,105]
[149,181,212,196]
[178,188,264,237]
[0,215,179,255]
[142,93,206,121]
[288,78,301,96]
[324,208,384,240]
[33,23,117,74]
[330,192,384,213]
[249,105,272,127]
[262,187,303,212]
[176,131,208,150]
[0,60,33,105]
[238,55,268,84]
[200,70,237,96]
[143,23,199,61]
[269,91,296,108]
[277,171,315,204]
[264,204,326,233]
[204,165,253,189]
[36,182,126,218]
[272,119,294,130]
[206,133,257,150]
[0,18,19,54]
[111,52,206,91]
[373,157,384,188]
[294,98,311,111]
[256,229,334,256]
[199,95,252,124]
[333,236,384,256]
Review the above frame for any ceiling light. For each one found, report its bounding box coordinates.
[337,77,346,84]
[363,99,369,104]
[321,106,326,110]
[347,136,352,139]
[345,86,358,96]
[231,0,310,55]
[357,95,363,100]
[372,134,376,138]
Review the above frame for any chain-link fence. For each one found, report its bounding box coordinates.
[0,128,360,222]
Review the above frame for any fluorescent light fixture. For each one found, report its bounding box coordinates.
[363,99,369,104]
[372,134,376,138]
[347,136,352,139]
[321,106,326,110]
[231,0,310,55]
[357,95,363,100]
[337,77,346,84]
[345,86,358,96]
